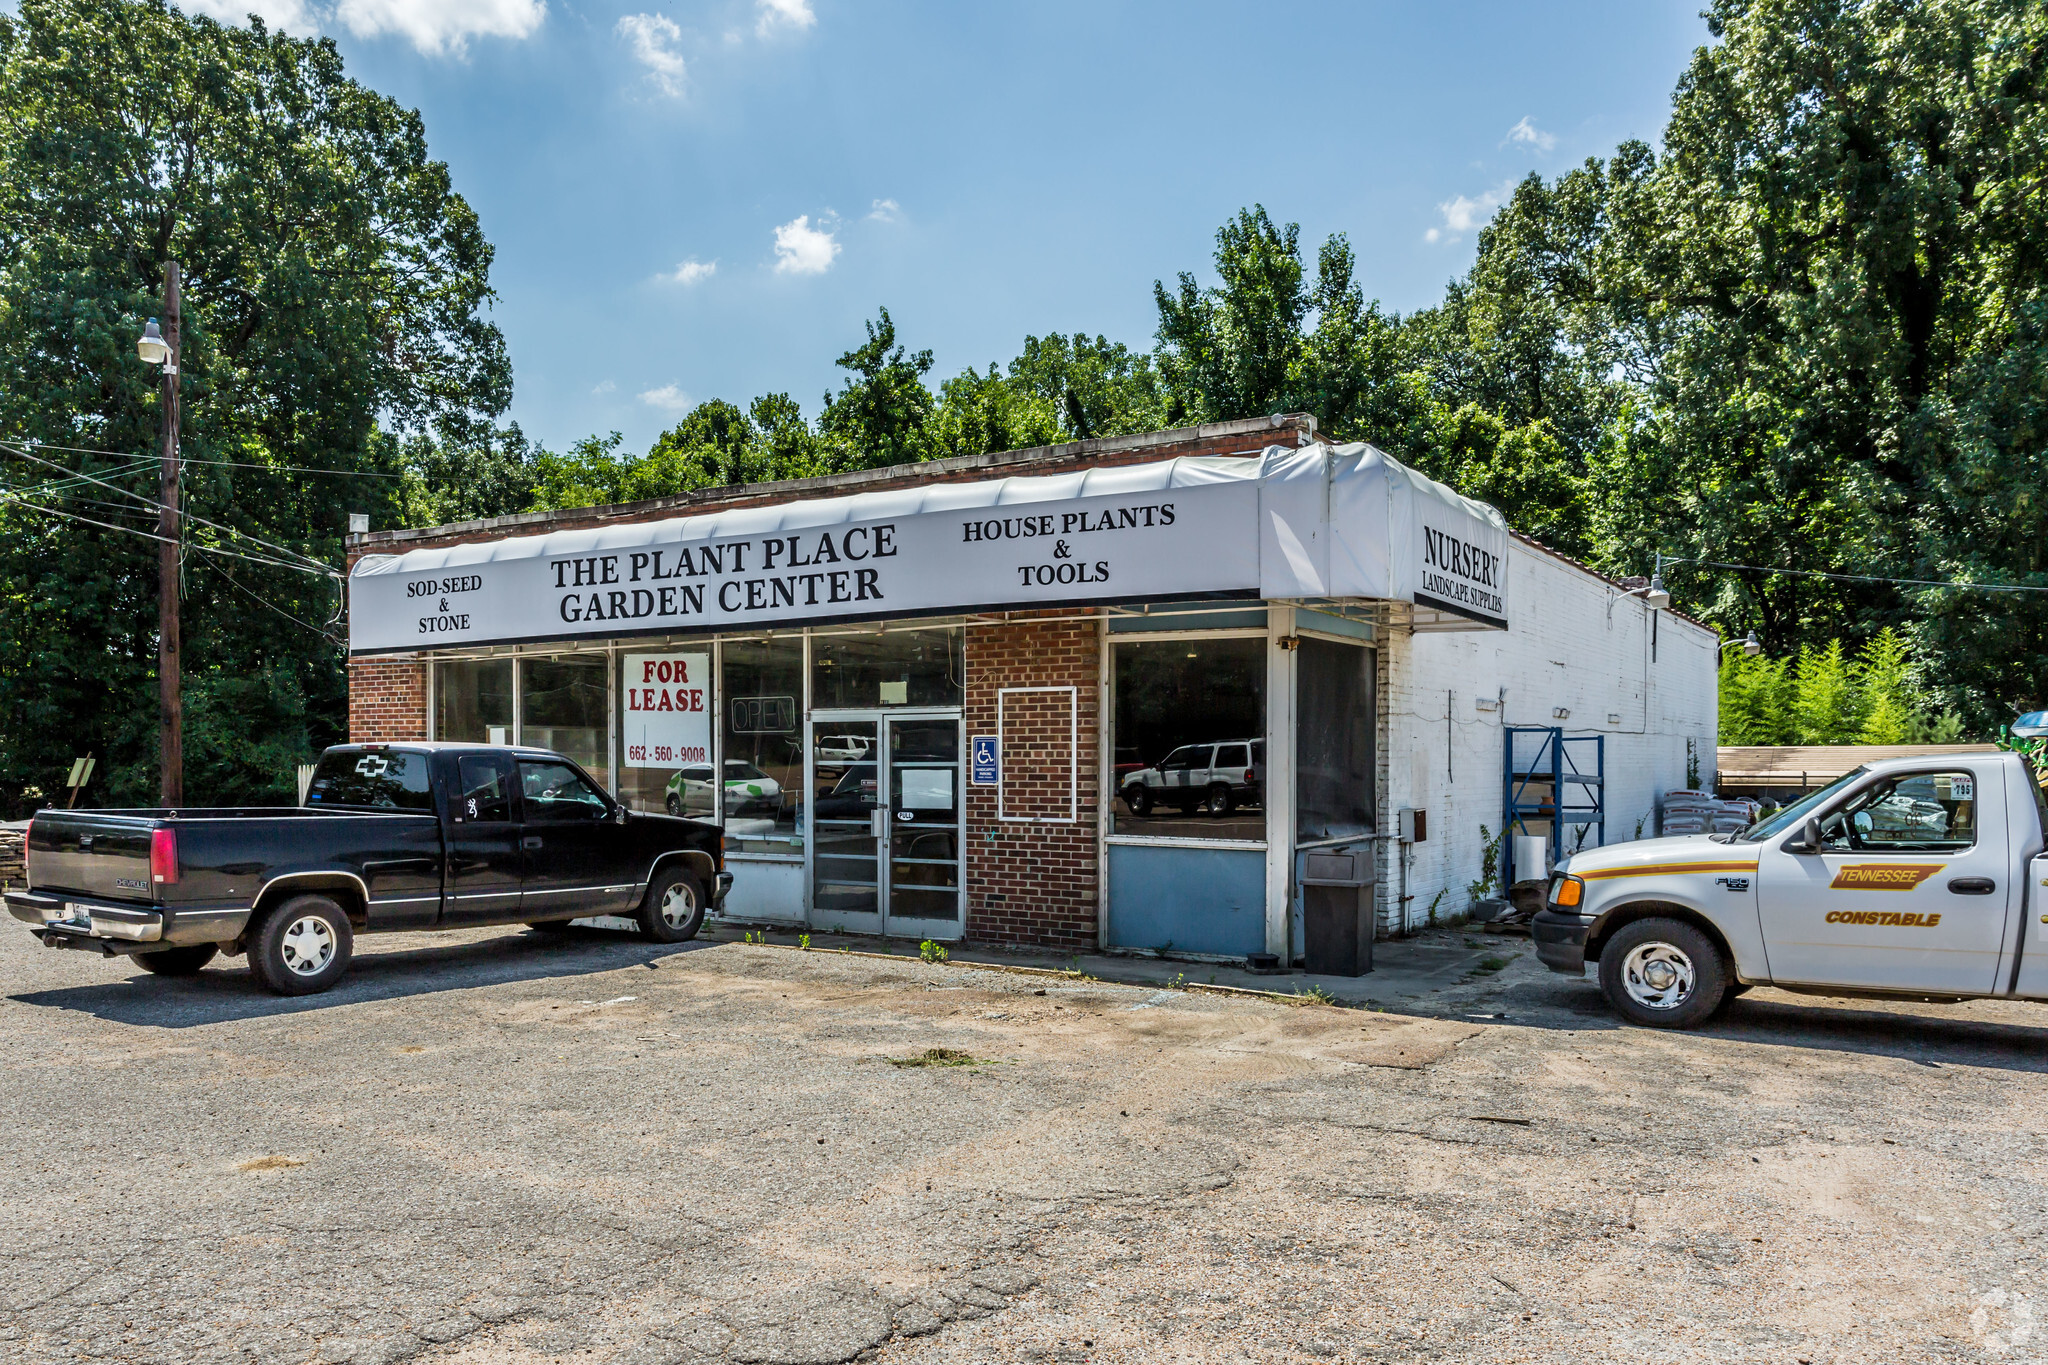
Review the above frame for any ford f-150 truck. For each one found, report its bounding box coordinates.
[3,743,731,996]
[1534,751,2048,1028]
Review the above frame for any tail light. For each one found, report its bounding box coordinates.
[21,818,31,887]
[1244,769,1255,782]
[150,827,179,886]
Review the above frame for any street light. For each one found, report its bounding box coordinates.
[136,318,169,367]
[1721,630,1763,656]
[137,270,183,805]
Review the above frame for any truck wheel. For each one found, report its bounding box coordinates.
[250,895,354,996]
[1125,786,1153,817]
[1597,917,1727,1029]
[637,869,705,944]
[135,944,219,976]
[1202,784,1235,817]
[666,793,683,816]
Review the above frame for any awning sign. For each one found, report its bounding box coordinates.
[348,444,1510,653]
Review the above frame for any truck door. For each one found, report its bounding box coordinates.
[1756,765,2008,993]
[444,753,524,925]
[515,757,637,918]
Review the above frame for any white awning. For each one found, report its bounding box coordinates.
[347,442,1509,655]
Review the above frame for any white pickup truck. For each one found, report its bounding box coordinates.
[1534,751,2048,1028]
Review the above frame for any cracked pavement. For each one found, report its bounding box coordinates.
[2,923,2044,1362]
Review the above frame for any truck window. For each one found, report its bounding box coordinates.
[1216,744,1250,770]
[1160,746,1205,771]
[305,750,435,811]
[1820,770,1978,853]
[520,760,611,822]
[457,755,513,823]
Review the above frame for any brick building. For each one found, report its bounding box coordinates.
[345,413,1718,966]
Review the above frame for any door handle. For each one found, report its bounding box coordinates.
[521,836,543,850]
[869,809,885,839]
[1947,876,1996,895]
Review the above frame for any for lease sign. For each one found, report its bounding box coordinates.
[622,652,709,770]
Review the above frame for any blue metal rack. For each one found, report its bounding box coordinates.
[1503,726,1605,885]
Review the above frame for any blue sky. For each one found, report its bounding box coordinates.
[175,0,1710,454]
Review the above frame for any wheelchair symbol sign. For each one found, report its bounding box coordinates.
[970,737,999,785]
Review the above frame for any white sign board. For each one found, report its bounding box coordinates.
[350,482,1259,654]
[621,652,709,770]
[347,445,1512,654]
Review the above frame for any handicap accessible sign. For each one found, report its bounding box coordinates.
[970,736,999,786]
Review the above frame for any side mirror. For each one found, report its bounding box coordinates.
[1791,816,1822,853]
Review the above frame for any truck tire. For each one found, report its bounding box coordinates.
[637,868,705,944]
[1125,786,1153,817]
[135,944,219,976]
[1597,917,1727,1029]
[1202,783,1235,817]
[249,895,354,996]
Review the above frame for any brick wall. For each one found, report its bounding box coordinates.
[348,657,428,742]
[964,614,1101,948]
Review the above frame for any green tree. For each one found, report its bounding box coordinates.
[1718,650,1796,746]
[928,365,1063,458]
[817,307,937,471]
[0,0,508,813]
[1854,627,1916,744]
[638,399,757,496]
[1006,333,1166,440]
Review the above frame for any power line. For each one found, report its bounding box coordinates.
[211,562,345,643]
[0,492,340,577]
[1663,555,2048,595]
[4,437,401,477]
[1,442,336,573]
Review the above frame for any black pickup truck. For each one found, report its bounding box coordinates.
[2,743,730,996]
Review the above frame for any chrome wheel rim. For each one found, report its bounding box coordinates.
[659,882,698,930]
[1620,941,1695,1010]
[280,916,335,976]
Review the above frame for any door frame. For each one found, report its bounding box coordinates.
[806,706,966,940]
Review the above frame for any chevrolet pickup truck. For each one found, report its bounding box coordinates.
[3,743,731,996]
[1535,751,2048,1028]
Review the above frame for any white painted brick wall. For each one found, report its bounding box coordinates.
[1378,542,1719,932]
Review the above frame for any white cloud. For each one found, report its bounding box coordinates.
[661,258,717,286]
[184,0,319,31]
[592,379,617,396]
[334,0,545,55]
[639,383,694,413]
[617,13,687,96]
[756,0,815,36]
[1424,182,1512,244]
[772,214,840,275]
[1506,116,1557,153]
[866,198,902,224]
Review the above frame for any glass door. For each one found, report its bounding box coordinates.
[884,715,963,937]
[806,712,963,938]
[809,717,882,935]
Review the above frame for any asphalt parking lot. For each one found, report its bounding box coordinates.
[3,921,2044,1364]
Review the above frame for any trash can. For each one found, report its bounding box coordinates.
[1301,849,1375,976]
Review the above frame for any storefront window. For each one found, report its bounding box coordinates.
[434,659,513,743]
[811,627,962,709]
[1112,637,1265,840]
[722,637,804,852]
[519,655,609,790]
[1296,637,1375,842]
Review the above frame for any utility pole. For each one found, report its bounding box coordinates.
[157,262,182,806]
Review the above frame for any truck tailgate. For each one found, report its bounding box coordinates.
[27,814,157,903]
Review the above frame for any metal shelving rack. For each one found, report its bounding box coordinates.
[1503,726,1605,885]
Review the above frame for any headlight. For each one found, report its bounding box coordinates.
[1549,874,1585,909]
